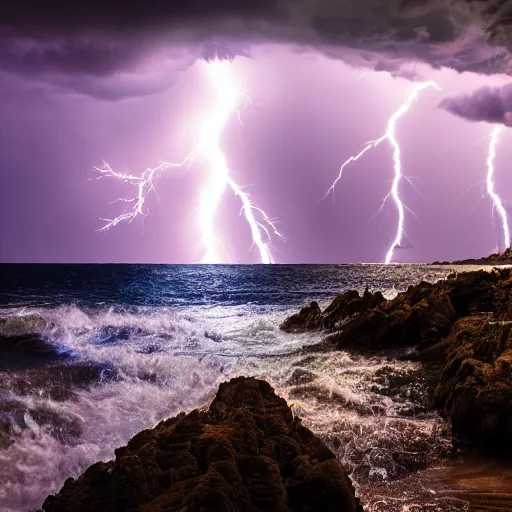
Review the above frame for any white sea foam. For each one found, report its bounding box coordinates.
[0,281,460,510]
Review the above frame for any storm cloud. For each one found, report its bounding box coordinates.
[1,0,512,98]
[439,83,512,126]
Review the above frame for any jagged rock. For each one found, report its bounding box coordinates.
[321,288,385,329]
[285,368,317,386]
[433,318,512,456]
[280,289,385,333]
[280,301,322,332]
[439,270,501,317]
[332,290,457,354]
[42,377,363,512]
[282,268,512,458]
[370,366,433,416]
[284,270,512,354]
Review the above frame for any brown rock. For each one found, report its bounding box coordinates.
[280,301,322,332]
[332,290,457,354]
[433,318,512,456]
[43,377,363,512]
[280,288,385,333]
[322,288,385,329]
[281,269,512,459]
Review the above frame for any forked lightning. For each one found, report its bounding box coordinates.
[486,125,510,250]
[97,59,282,264]
[322,81,440,263]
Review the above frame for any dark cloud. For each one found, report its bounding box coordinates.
[0,0,285,35]
[0,40,143,76]
[439,83,512,125]
[1,0,512,99]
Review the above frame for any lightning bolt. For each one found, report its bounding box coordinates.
[486,124,510,250]
[96,59,282,264]
[322,81,440,264]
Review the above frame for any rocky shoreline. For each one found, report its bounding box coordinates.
[281,268,512,459]
[6,267,512,510]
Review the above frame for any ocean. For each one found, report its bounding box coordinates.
[0,263,486,511]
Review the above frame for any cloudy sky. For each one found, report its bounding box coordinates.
[1,0,512,263]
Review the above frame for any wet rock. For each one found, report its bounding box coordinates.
[321,289,385,329]
[43,377,364,512]
[288,384,349,409]
[371,366,432,416]
[283,269,512,353]
[433,318,512,456]
[204,331,222,343]
[301,338,338,354]
[321,272,510,355]
[331,417,452,486]
[280,301,322,333]
[283,268,512,459]
[93,325,140,345]
[281,289,385,334]
[0,333,58,356]
[0,362,116,449]
[332,291,457,354]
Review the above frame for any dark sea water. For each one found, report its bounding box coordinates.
[0,263,470,308]
[0,264,489,511]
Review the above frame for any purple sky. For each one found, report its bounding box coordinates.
[1,2,512,263]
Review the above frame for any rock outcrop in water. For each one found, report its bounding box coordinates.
[42,377,363,512]
[433,317,512,456]
[280,289,385,333]
[280,301,323,332]
[282,269,512,458]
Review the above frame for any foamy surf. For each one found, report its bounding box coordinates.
[0,263,481,511]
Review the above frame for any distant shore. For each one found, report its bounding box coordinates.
[432,248,512,266]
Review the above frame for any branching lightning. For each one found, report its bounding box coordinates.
[322,81,440,264]
[96,59,282,264]
[95,155,196,230]
[486,124,510,250]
